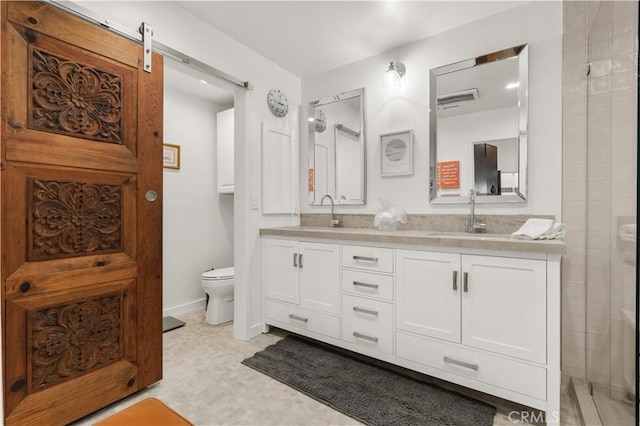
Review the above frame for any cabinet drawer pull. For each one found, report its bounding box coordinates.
[299,254,303,268]
[352,281,379,289]
[288,314,308,323]
[353,331,379,343]
[353,255,378,263]
[444,356,478,371]
[463,272,469,292]
[452,270,458,291]
[293,253,298,268]
[352,306,379,316]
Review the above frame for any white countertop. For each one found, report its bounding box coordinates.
[259,226,566,254]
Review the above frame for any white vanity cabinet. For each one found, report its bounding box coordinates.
[395,249,550,403]
[260,229,562,425]
[396,250,547,363]
[263,238,340,339]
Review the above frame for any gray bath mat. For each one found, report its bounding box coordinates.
[242,335,495,426]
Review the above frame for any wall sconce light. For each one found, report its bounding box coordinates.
[382,61,406,89]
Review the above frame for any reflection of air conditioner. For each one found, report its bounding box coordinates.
[437,88,479,106]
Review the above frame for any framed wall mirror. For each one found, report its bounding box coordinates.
[429,44,528,204]
[308,88,365,205]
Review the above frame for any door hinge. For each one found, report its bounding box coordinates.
[139,22,153,73]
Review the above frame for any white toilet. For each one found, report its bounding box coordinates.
[201,267,234,325]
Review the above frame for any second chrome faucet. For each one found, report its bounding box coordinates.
[468,189,487,233]
[320,194,341,228]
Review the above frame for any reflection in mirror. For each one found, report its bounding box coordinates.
[308,88,365,205]
[429,44,528,204]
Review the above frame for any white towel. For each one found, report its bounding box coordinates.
[538,222,566,240]
[511,218,565,240]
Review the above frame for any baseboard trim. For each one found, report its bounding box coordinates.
[247,321,263,340]
[163,299,206,318]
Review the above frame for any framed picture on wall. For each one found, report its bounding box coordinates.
[380,129,413,177]
[163,143,180,169]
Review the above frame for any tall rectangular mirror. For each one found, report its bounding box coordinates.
[429,44,528,204]
[308,88,365,205]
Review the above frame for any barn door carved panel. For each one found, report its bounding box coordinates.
[2,2,163,425]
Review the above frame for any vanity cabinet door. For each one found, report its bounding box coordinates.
[396,250,461,343]
[264,239,300,304]
[461,255,547,364]
[299,242,340,314]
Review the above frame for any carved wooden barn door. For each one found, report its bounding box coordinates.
[1,2,163,424]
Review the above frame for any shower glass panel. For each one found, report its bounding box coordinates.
[585,2,637,425]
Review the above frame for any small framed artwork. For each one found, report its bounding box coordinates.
[380,129,413,177]
[163,143,180,169]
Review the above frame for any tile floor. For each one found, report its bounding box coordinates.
[74,310,581,426]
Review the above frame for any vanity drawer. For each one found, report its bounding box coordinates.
[342,245,394,273]
[266,300,340,339]
[395,332,546,400]
[342,295,393,354]
[342,269,393,301]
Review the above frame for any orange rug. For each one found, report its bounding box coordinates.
[94,397,193,426]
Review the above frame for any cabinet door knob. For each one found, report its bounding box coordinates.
[452,271,458,291]
[293,253,298,267]
[463,272,469,292]
[299,254,303,268]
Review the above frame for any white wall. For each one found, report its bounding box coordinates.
[74,1,302,340]
[162,86,234,317]
[301,1,563,218]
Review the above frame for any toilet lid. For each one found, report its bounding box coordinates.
[202,267,234,280]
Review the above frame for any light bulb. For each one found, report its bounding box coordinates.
[382,62,405,90]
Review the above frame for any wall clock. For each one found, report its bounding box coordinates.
[267,89,289,118]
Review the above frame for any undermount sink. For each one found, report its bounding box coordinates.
[427,231,511,240]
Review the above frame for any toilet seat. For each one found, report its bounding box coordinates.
[202,267,234,281]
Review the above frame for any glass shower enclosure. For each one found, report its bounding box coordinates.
[585,1,638,424]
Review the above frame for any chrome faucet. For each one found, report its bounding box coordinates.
[320,194,341,228]
[468,189,487,233]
